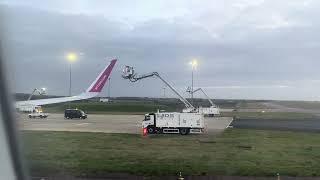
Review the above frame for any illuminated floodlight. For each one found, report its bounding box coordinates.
[66,52,78,62]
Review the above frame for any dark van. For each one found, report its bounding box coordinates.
[64,109,87,119]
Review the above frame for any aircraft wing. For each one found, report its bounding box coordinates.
[16,59,117,108]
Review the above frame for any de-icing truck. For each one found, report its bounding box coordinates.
[122,66,206,135]
[143,112,204,135]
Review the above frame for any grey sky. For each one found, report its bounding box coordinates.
[1,0,320,100]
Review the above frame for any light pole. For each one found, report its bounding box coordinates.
[162,86,166,98]
[108,77,111,99]
[66,52,77,107]
[189,59,198,106]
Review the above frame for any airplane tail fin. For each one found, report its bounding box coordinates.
[15,59,117,107]
[86,59,117,93]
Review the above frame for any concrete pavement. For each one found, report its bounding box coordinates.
[18,113,233,134]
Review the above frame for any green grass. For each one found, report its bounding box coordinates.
[221,111,317,120]
[22,129,320,177]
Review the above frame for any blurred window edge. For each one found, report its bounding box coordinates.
[0,43,28,180]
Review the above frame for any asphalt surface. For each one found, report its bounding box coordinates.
[263,102,320,115]
[221,102,320,114]
[231,118,320,132]
[226,102,320,132]
[18,113,233,134]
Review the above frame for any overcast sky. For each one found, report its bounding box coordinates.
[1,0,320,100]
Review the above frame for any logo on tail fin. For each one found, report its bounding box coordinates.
[88,59,117,92]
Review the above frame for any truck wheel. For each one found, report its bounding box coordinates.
[40,115,43,118]
[29,115,32,119]
[147,126,155,134]
[156,128,163,134]
[180,128,189,135]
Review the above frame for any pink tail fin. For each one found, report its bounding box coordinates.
[86,59,117,93]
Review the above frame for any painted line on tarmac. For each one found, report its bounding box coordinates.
[226,118,234,129]
[76,123,90,126]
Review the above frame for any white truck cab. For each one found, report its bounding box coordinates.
[28,106,48,119]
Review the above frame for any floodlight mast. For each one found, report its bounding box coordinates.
[122,66,195,110]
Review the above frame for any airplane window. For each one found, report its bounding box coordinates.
[0,56,28,179]
[1,1,320,179]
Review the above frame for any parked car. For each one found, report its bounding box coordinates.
[64,109,87,119]
[28,112,49,119]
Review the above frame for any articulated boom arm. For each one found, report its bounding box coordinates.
[192,88,215,107]
[122,66,195,109]
[27,88,46,101]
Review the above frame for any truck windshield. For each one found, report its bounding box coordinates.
[144,116,150,121]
